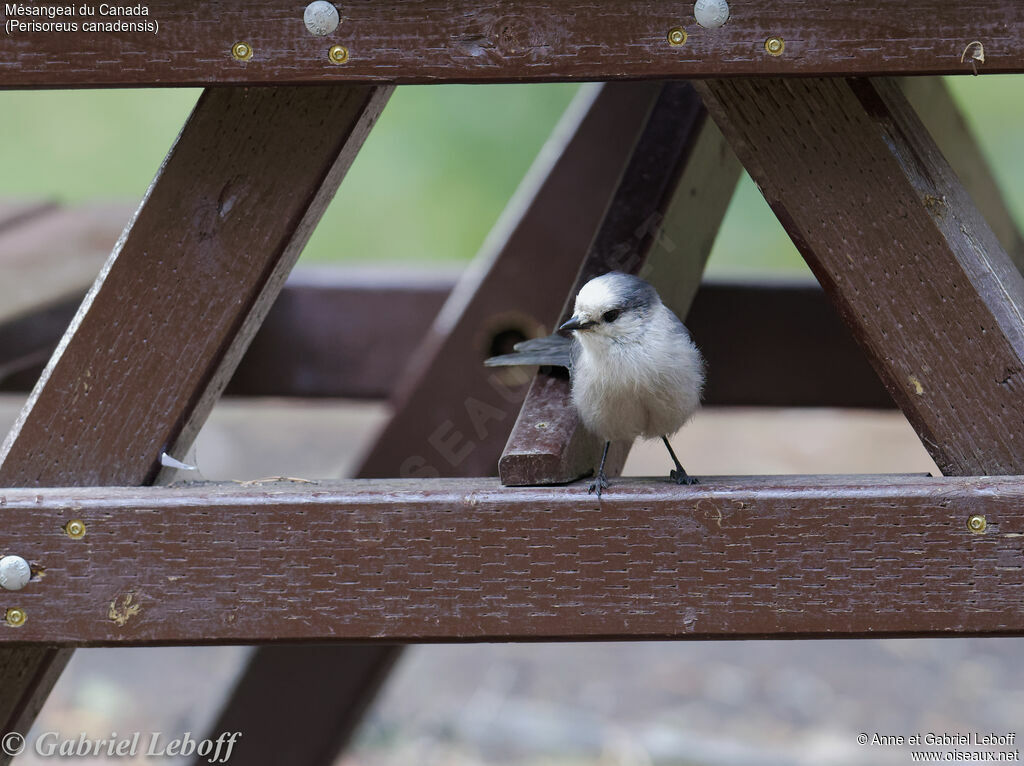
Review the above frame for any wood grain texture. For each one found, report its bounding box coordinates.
[359,83,658,479]
[698,77,1024,477]
[0,84,390,757]
[0,85,392,488]
[1,1,1023,86]
[200,86,657,766]
[900,78,1024,272]
[499,82,740,486]
[0,474,1022,644]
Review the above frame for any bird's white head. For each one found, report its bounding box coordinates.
[559,272,660,343]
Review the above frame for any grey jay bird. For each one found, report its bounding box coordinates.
[487,272,704,497]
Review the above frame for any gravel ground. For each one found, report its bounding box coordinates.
[3,396,1017,766]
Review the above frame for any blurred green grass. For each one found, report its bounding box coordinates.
[1,77,1023,275]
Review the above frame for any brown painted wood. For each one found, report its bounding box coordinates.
[200,644,401,766]
[499,82,741,486]
[0,85,392,488]
[0,84,391,759]
[1,474,1022,643]
[690,282,893,408]
[0,294,82,391]
[199,83,659,766]
[698,77,1024,477]
[3,278,896,408]
[0,647,70,749]
[900,78,1024,272]
[229,267,455,399]
[359,83,660,479]
[1,1,1023,86]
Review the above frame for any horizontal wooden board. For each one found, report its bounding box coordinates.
[0,85,393,749]
[1,274,893,407]
[0,0,1022,86]
[0,474,1021,645]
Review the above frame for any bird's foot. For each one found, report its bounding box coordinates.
[670,468,699,486]
[588,472,609,498]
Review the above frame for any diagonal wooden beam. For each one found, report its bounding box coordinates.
[201,644,402,766]
[359,83,660,479]
[198,82,661,766]
[697,77,1024,477]
[1,474,1022,643]
[900,77,1024,272]
[2,1,1024,86]
[499,82,741,486]
[0,83,391,763]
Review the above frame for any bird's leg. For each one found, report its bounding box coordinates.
[662,435,699,485]
[589,440,611,497]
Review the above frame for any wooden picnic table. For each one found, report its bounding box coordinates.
[2,2,1024,764]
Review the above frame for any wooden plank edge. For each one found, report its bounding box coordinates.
[1,474,1022,645]
[1,0,1023,86]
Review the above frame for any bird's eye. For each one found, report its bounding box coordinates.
[602,309,622,323]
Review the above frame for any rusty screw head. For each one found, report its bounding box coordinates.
[765,36,785,56]
[231,41,254,61]
[5,608,26,628]
[967,514,987,534]
[65,519,86,540]
[328,44,349,64]
[667,27,688,46]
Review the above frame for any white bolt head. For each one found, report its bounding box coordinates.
[694,0,729,28]
[304,1,340,36]
[0,556,31,591]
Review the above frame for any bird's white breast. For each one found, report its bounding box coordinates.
[571,306,704,442]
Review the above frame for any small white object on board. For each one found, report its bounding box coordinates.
[694,0,729,28]
[304,1,340,36]
[0,555,31,591]
[160,452,197,471]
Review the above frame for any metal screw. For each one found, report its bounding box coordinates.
[231,41,254,61]
[967,514,987,534]
[328,44,349,63]
[65,519,86,540]
[667,27,687,46]
[304,1,340,35]
[765,36,785,56]
[0,556,31,591]
[694,0,730,29]
[5,608,26,628]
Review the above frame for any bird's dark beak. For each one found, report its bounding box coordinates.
[559,315,595,333]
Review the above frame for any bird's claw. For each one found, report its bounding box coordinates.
[671,469,699,486]
[588,473,609,497]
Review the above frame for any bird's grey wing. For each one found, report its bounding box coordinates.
[484,333,573,368]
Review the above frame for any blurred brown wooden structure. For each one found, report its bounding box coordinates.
[2,2,1024,765]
